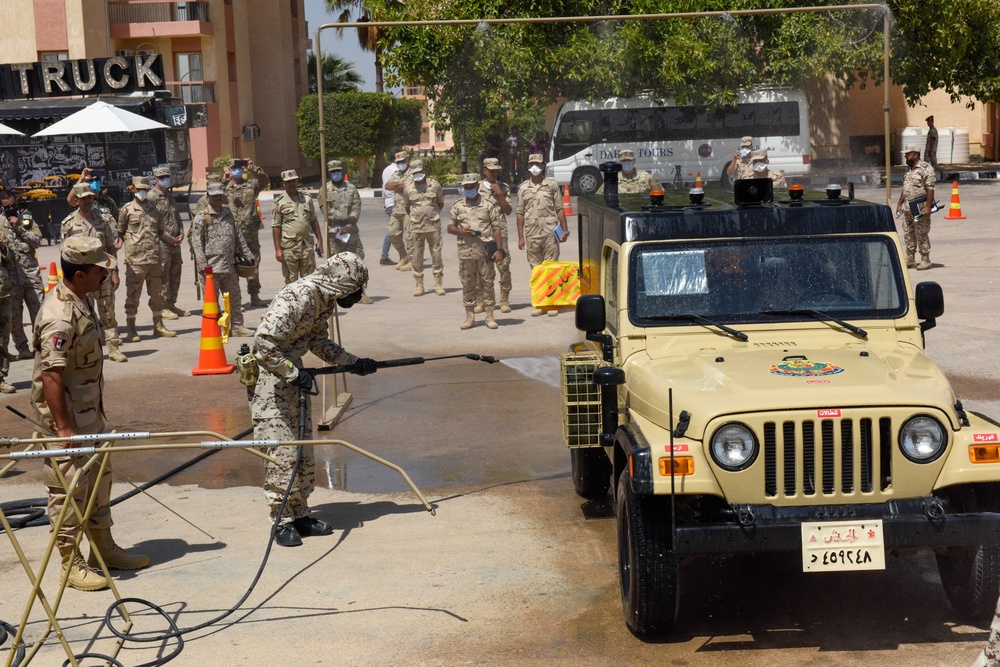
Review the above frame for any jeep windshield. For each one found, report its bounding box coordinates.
[628,236,907,326]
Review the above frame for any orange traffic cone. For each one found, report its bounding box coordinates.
[563,184,574,217]
[344,172,349,182]
[45,262,58,293]
[943,181,967,220]
[192,267,235,376]
[695,171,703,189]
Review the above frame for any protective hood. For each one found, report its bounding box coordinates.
[305,252,368,310]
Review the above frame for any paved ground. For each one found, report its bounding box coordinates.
[1,180,999,665]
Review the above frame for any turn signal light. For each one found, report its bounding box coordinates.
[659,457,694,476]
[970,445,1000,463]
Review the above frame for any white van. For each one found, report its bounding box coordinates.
[546,89,812,194]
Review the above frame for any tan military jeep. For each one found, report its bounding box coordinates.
[561,175,1000,637]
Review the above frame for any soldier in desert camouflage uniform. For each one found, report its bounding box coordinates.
[727,136,756,183]
[448,173,506,330]
[896,144,936,271]
[399,159,445,297]
[324,160,372,304]
[383,151,414,270]
[33,236,149,591]
[116,176,177,341]
[272,169,323,284]
[517,153,568,316]
[479,157,513,312]
[61,183,126,363]
[225,158,268,307]
[1,188,44,359]
[251,252,377,547]
[191,182,255,337]
[597,149,661,194]
[147,166,188,321]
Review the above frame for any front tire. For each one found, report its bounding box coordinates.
[571,448,612,499]
[936,487,1000,622]
[616,469,678,637]
[571,167,601,195]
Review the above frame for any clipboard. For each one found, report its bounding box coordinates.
[554,223,564,243]
[907,195,940,218]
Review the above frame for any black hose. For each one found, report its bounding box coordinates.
[1,619,26,666]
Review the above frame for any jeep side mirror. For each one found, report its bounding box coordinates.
[576,294,606,333]
[915,281,944,334]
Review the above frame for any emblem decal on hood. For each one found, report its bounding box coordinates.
[770,359,844,377]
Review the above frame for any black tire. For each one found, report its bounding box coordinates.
[571,167,601,195]
[719,164,734,187]
[571,448,612,499]
[936,487,1000,622]
[616,469,678,637]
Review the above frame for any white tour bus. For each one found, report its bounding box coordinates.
[546,88,811,194]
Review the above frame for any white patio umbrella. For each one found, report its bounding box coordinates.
[0,121,24,136]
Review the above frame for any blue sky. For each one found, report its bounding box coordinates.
[304,1,379,92]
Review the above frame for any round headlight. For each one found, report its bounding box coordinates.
[711,423,758,471]
[899,415,947,462]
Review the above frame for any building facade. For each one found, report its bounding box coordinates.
[0,0,311,184]
[401,85,453,156]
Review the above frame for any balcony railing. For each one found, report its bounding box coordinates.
[109,1,210,24]
[166,81,216,104]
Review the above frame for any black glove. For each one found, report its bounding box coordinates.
[349,358,378,376]
[290,368,313,389]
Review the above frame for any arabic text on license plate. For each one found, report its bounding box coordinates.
[801,519,885,572]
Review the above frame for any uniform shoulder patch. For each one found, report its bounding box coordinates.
[53,333,68,350]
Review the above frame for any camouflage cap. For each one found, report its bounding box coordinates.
[618,149,635,160]
[132,176,151,190]
[206,173,225,184]
[527,153,544,164]
[327,159,343,171]
[153,166,171,178]
[394,151,409,163]
[461,173,480,186]
[749,149,769,162]
[409,159,424,172]
[281,169,298,181]
[903,144,921,154]
[483,157,502,171]
[61,235,116,269]
[207,182,225,196]
[72,182,97,199]
[740,136,753,148]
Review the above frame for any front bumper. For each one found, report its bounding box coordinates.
[672,498,1000,556]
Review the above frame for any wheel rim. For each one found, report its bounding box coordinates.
[577,171,599,194]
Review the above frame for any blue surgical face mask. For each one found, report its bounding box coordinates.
[90,180,101,192]
[158,177,171,188]
[331,171,343,182]
[463,187,479,199]
[135,190,149,201]
[620,160,635,172]
[231,168,244,179]
[739,147,751,157]
[413,172,426,182]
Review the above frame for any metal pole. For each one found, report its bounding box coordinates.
[884,12,892,206]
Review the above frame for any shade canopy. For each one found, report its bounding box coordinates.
[32,100,168,137]
[0,121,24,136]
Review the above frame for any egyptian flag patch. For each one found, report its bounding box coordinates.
[53,333,68,350]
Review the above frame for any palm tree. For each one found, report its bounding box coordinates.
[307,52,364,94]
[325,0,402,94]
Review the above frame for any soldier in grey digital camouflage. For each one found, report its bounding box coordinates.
[597,149,661,195]
[1,188,44,359]
[324,160,372,304]
[479,157,513,312]
[147,165,188,321]
[116,176,177,341]
[896,144,936,271]
[272,169,323,284]
[448,173,506,330]
[225,157,268,307]
[62,182,126,363]
[191,182,255,337]
[251,252,377,547]
[33,236,149,591]
[399,159,445,297]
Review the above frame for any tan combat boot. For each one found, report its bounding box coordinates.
[460,309,475,330]
[107,342,128,363]
[169,304,191,317]
[87,527,150,571]
[413,275,424,297]
[396,257,413,272]
[916,255,932,271]
[433,275,445,296]
[126,318,140,342]
[249,294,267,308]
[160,308,178,320]
[360,291,374,305]
[152,318,177,338]
[499,290,511,313]
[60,546,109,591]
[905,256,915,269]
[484,309,499,330]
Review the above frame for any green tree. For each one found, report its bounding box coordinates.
[325,0,405,93]
[307,52,364,94]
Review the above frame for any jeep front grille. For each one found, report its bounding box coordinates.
[763,418,893,499]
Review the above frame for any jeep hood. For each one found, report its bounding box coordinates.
[626,346,958,436]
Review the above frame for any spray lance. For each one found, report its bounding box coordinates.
[302,352,500,384]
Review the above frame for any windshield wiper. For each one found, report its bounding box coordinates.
[760,309,868,339]
[645,313,749,341]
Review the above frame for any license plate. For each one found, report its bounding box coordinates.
[801,519,885,572]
